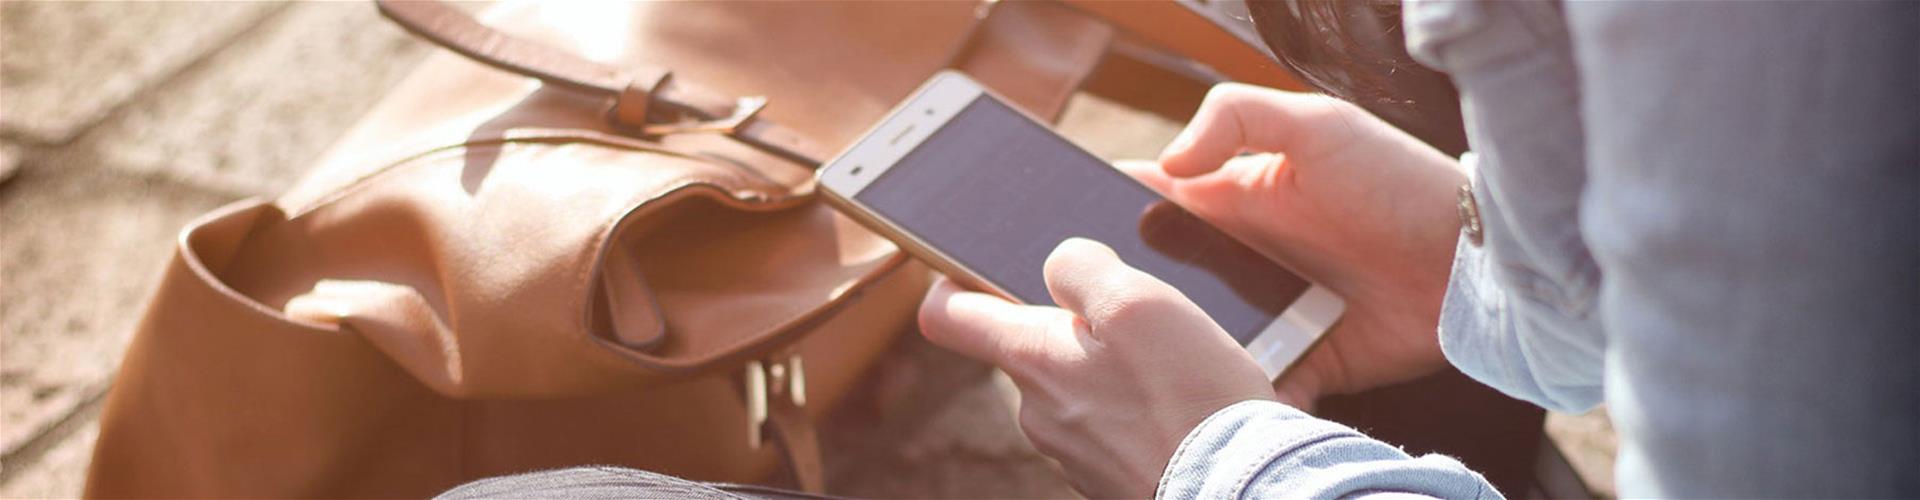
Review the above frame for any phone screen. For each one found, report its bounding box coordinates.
[854,95,1311,345]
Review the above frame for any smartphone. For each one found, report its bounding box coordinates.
[816,71,1344,379]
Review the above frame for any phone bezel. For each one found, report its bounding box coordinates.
[815,70,1344,379]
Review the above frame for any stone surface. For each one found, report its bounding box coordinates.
[0,2,1621,498]
[80,2,432,197]
[0,162,232,467]
[0,2,282,144]
[0,3,430,494]
[0,407,97,496]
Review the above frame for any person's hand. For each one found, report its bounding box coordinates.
[1120,83,1470,408]
[919,238,1278,499]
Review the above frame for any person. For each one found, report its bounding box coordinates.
[917,0,1918,498]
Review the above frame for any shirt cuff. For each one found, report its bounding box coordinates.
[1439,211,1603,412]
[1438,231,1526,393]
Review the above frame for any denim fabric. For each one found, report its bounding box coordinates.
[438,466,752,499]
[437,466,830,500]
[1159,1,1916,498]
[1156,401,1497,500]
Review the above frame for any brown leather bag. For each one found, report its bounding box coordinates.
[84,1,1298,498]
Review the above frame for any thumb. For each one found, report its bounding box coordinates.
[1158,83,1353,178]
[1115,154,1287,232]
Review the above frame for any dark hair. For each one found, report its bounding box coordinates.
[1244,1,1469,154]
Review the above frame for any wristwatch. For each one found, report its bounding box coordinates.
[1457,183,1483,246]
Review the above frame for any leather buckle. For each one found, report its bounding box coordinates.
[744,354,806,449]
[631,96,768,137]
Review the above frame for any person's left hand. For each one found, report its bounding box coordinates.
[918,237,1278,498]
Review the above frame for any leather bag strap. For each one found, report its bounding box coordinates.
[375,0,831,166]
[767,395,825,493]
[743,355,827,493]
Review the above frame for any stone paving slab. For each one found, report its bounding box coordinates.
[0,2,282,144]
[0,162,233,474]
[80,1,431,197]
[0,393,98,498]
[0,4,431,495]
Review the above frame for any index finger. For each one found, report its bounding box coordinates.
[918,278,1060,375]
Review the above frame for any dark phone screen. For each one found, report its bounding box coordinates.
[854,96,1310,344]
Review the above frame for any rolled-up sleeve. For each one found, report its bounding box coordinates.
[1437,156,1607,414]
[1156,400,1498,500]
[1408,0,1612,414]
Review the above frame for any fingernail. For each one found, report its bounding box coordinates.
[1058,237,1111,257]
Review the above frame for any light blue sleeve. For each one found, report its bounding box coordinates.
[1561,2,1920,497]
[1405,0,1613,414]
[1436,163,1606,414]
[1156,400,1499,500]
[1422,1,1919,496]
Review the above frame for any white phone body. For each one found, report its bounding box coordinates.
[815,71,1344,379]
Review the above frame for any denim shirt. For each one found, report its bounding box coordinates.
[1157,1,1919,498]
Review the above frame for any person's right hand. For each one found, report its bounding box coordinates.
[1118,83,1470,409]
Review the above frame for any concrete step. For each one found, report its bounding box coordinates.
[0,395,99,498]
[0,2,282,144]
[0,163,232,474]
[0,4,429,494]
[75,2,432,197]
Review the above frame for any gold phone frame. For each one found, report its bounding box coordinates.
[813,70,1345,379]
